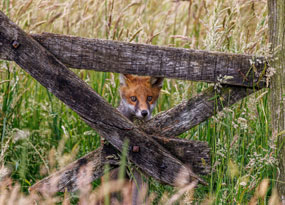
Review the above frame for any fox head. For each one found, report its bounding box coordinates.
[119,74,164,121]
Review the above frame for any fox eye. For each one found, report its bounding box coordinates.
[147,96,152,101]
[130,96,137,102]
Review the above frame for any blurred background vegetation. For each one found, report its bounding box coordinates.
[0,0,277,204]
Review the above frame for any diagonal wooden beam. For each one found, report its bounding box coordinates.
[0,11,204,186]
[1,32,267,87]
[142,86,256,138]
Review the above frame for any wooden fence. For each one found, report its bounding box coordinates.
[0,11,267,194]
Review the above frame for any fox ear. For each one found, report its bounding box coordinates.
[150,77,164,88]
[119,74,132,86]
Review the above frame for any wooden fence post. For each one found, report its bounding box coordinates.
[268,0,285,203]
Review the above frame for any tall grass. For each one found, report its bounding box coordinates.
[0,0,278,204]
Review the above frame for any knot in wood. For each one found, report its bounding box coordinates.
[132,145,140,153]
[12,40,20,49]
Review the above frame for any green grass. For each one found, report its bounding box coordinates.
[0,0,278,204]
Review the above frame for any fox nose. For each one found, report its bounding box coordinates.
[141,110,148,117]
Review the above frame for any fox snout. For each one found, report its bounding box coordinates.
[136,110,149,120]
[135,107,151,120]
[141,110,148,117]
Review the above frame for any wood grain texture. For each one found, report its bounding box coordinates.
[1,32,267,87]
[0,11,206,187]
[142,86,255,138]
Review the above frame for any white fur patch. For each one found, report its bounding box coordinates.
[121,98,135,113]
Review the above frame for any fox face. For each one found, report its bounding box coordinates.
[118,74,163,121]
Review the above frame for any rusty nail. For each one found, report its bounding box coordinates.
[12,40,20,49]
[132,145,140,153]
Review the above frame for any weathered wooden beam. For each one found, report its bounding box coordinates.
[0,11,204,186]
[1,32,267,87]
[142,86,256,138]
[30,137,210,194]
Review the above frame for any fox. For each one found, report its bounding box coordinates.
[101,74,163,205]
[118,74,164,121]
[118,74,163,204]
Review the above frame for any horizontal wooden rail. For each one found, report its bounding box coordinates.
[0,11,205,187]
[1,32,267,87]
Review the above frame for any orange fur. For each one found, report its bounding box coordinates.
[120,74,162,111]
[100,74,163,204]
